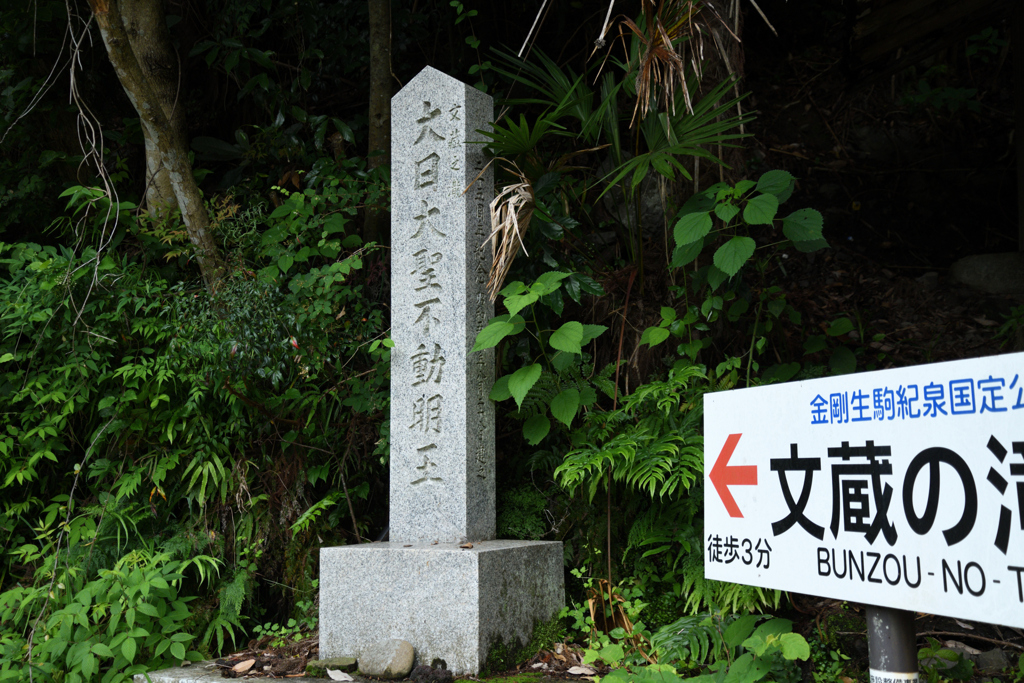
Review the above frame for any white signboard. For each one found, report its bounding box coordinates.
[704,351,1024,628]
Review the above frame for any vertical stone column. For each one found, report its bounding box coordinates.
[319,68,563,675]
[389,67,495,544]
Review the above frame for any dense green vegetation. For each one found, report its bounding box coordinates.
[2,1,1016,681]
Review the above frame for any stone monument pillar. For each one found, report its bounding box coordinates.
[319,67,564,675]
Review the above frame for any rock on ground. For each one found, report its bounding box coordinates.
[357,639,414,679]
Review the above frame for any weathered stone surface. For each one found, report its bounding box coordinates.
[320,540,564,674]
[132,662,223,683]
[950,252,1024,298]
[358,639,415,679]
[975,648,1010,672]
[389,65,496,545]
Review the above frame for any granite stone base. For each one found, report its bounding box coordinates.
[319,540,564,675]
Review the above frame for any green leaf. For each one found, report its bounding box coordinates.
[714,202,740,223]
[82,653,97,679]
[782,208,824,242]
[260,226,286,245]
[489,375,512,401]
[670,239,703,268]
[660,306,677,324]
[573,273,605,297]
[599,642,625,664]
[725,299,748,322]
[793,237,829,253]
[122,638,137,664]
[713,236,756,277]
[550,351,575,372]
[0,353,14,363]
[674,211,712,245]
[742,193,779,225]
[278,254,294,275]
[549,389,580,427]
[523,414,550,445]
[706,265,730,290]
[91,643,114,658]
[548,321,584,354]
[762,362,801,383]
[534,270,571,293]
[170,641,186,661]
[580,324,608,345]
[724,615,760,648]
[779,633,811,660]
[733,179,757,196]
[136,602,159,617]
[472,320,516,352]
[756,169,795,198]
[508,364,542,408]
[803,335,827,354]
[640,326,670,347]
[504,291,540,317]
[826,317,854,337]
[500,280,528,297]
[829,346,857,375]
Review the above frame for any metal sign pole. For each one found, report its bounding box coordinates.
[866,604,919,683]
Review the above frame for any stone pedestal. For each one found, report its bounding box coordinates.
[319,541,564,675]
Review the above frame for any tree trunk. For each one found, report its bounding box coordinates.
[120,0,186,217]
[86,0,225,291]
[364,0,392,245]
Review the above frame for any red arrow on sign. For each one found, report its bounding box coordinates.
[710,433,757,518]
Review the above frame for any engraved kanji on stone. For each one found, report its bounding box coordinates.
[414,298,441,334]
[415,101,445,144]
[411,444,443,486]
[411,343,446,386]
[411,249,443,291]
[413,200,446,238]
[415,153,440,189]
[410,394,443,433]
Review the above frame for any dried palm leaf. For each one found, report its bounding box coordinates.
[484,163,535,301]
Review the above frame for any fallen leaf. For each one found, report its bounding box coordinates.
[459,542,474,549]
[954,619,974,630]
[568,666,597,675]
[973,317,997,327]
[232,659,256,673]
[327,670,354,681]
[531,663,547,670]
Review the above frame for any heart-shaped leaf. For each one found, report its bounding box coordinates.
[782,208,824,242]
[523,413,550,445]
[674,211,712,245]
[549,321,584,354]
[640,326,670,347]
[508,364,542,408]
[742,193,779,225]
[756,169,795,198]
[549,388,580,427]
[713,236,756,277]
[472,320,514,352]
